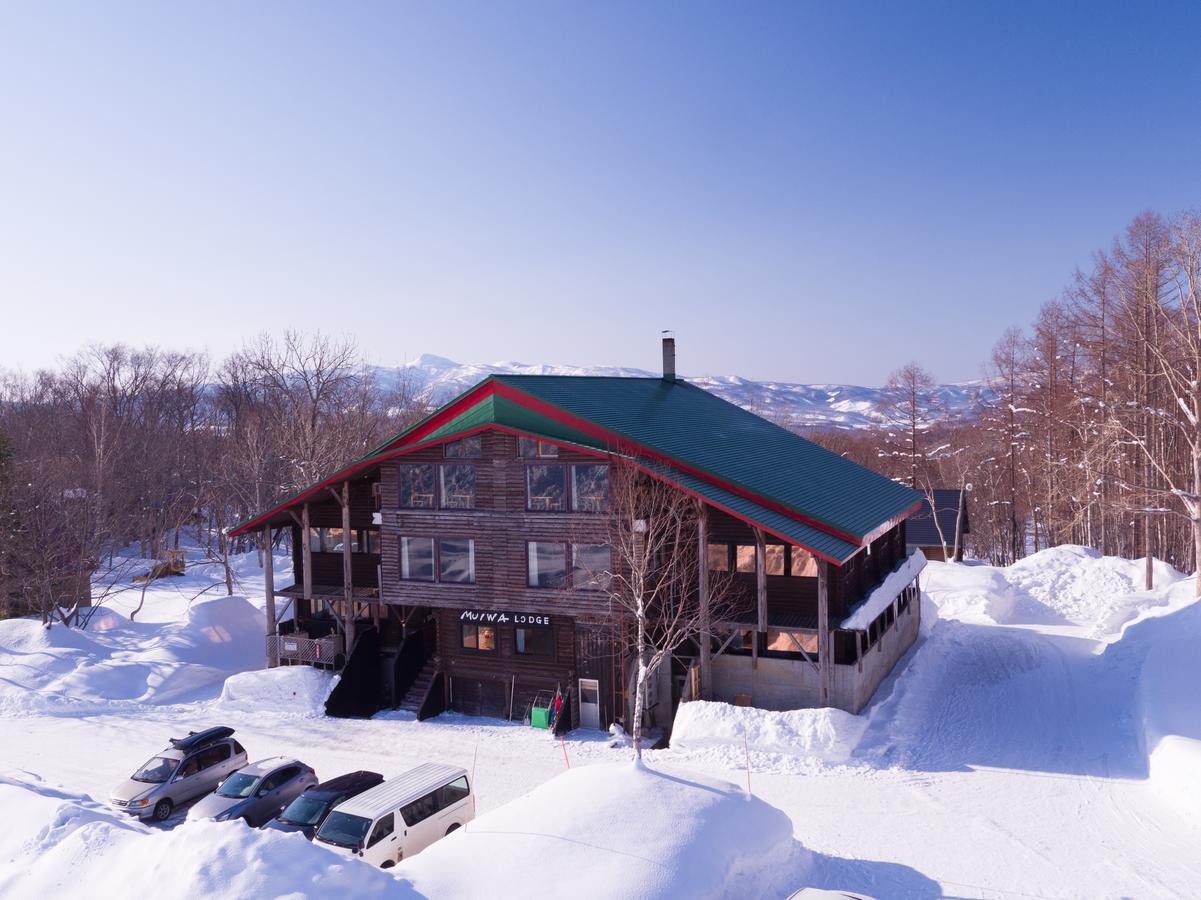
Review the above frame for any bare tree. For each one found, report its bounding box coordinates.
[875,363,941,488]
[595,460,737,761]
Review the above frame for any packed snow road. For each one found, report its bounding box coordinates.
[1,546,1199,898]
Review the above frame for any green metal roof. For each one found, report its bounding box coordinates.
[489,375,920,542]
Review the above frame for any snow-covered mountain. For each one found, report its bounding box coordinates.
[374,354,986,431]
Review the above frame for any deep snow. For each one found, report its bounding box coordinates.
[0,544,1199,898]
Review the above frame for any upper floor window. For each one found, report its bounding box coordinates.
[571,465,609,513]
[440,465,476,510]
[444,435,482,459]
[400,537,435,581]
[572,543,611,590]
[791,547,819,577]
[707,543,730,572]
[308,527,380,554]
[527,541,568,588]
[439,538,476,584]
[398,464,435,509]
[526,465,567,512]
[518,436,559,458]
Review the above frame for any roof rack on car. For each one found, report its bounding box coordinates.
[169,726,235,752]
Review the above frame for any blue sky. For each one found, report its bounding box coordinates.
[2,2,1199,384]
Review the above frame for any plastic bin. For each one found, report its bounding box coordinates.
[530,706,550,729]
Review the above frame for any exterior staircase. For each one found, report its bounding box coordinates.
[399,656,440,714]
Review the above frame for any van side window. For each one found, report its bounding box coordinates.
[367,813,395,848]
[441,776,470,808]
[400,789,440,826]
[178,756,200,778]
[199,744,231,770]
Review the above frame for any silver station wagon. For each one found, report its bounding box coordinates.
[110,726,248,822]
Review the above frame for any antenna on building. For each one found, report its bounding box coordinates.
[661,330,676,383]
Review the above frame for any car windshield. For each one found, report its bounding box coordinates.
[316,811,372,849]
[216,773,258,799]
[279,795,328,826]
[132,756,178,784]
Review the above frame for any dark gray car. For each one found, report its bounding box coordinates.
[187,756,317,827]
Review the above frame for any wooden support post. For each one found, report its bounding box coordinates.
[341,480,355,650]
[263,526,278,668]
[301,503,313,611]
[697,502,712,700]
[817,559,832,707]
[753,528,767,670]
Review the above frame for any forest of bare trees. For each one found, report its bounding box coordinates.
[0,332,426,621]
[4,207,1201,620]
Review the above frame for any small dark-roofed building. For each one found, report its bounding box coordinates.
[906,489,969,561]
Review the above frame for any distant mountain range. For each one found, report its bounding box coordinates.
[373,354,986,431]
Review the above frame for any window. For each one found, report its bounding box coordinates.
[398,464,436,509]
[735,545,757,573]
[400,537,435,581]
[515,626,554,656]
[440,776,470,808]
[707,543,730,572]
[178,756,200,778]
[461,623,497,651]
[526,464,567,511]
[765,545,785,576]
[572,543,611,589]
[527,541,568,588]
[765,629,819,654]
[518,436,559,458]
[439,538,475,584]
[790,547,818,577]
[400,790,441,827]
[440,464,476,509]
[361,529,381,555]
[572,464,609,512]
[198,744,231,770]
[444,435,482,458]
[367,813,395,848]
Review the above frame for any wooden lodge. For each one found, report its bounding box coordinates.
[230,340,926,732]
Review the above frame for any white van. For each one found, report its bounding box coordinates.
[314,762,473,868]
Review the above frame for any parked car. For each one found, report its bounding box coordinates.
[265,770,385,840]
[187,756,318,827]
[788,891,875,899]
[314,763,473,868]
[109,726,247,822]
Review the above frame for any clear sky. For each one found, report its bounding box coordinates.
[2,2,1199,384]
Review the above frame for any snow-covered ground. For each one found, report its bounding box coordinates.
[1,544,1199,898]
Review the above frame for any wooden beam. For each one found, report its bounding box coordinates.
[817,558,831,707]
[287,509,302,528]
[697,501,712,700]
[301,503,313,606]
[263,526,278,668]
[328,486,345,507]
[341,480,355,649]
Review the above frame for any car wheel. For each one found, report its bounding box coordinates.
[446,823,460,835]
[152,799,173,822]
[381,860,395,870]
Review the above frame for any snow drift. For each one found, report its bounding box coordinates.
[217,666,337,717]
[399,763,810,899]
[0,595,265,715]
[670,700,867,765]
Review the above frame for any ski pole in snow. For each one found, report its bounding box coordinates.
[561,735,571,769]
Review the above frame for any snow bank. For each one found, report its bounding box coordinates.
[840,549,926,630]
[0,595,265,715]
[0,772,409,899]
[400,762,810,900]
[670,700,867,764]
[217,666,337,717]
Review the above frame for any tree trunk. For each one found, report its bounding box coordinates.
[632,601,647,762]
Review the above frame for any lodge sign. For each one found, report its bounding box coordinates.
[458,609,551,628]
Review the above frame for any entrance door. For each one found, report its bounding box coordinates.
[579,678,601,730]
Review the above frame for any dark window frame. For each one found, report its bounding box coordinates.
[525,463,569,512]
[517,436,560,458]
[444,434,483,459]
[397,463,437,510]
[399,535,476,585]
[439,463,477,510]
[570,463,610,513]
[514,625,555,657]
[526,540,569,589]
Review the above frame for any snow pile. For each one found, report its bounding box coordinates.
[0,595,265,715]
[399,763,810,899]
[0,772,408,899]
[217,666,337,717]
[670,700,867,764]
[840,549,926,630]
